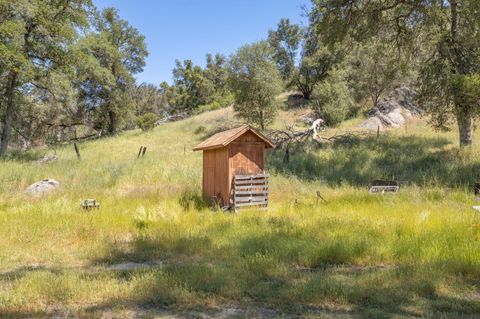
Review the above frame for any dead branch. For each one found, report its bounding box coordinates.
[269,127,312,148]
[69,133,99,142]
[155,112,189,126]
[269,127,371,148]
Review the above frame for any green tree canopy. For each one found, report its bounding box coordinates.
[311,0,480,147]
[228,41,283,130]
[172,59,216,111]
[0,0,92,156]
[268,18,303,81]
[87,7,148,134]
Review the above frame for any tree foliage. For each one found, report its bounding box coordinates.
[311,67,352,126]
[0,0,92,155]
[311,0,480,147]
[168,54,232,113]
[348,38,407,106]
[172,59,215,111]
[85,7,148,134]
[268,18,303,81]
[268,16,343,101]
[131,83,168,117]
[228,42,283,130]
[136,112,158,131]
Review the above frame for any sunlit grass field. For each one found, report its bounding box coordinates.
[1,107,480,318]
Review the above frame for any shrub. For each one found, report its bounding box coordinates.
[197,94,234,113]
[311,71,353,126]
[194,125,206,135]
[136,113,158,131]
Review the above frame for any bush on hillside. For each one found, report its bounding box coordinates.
[137,113,158,131]
[197,94,234,113]
[311,74,353,126]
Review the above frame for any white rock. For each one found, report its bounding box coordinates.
[386,108,406,127]
[359,87,422,129]
[359,117,384,130]
[26,179,60,196]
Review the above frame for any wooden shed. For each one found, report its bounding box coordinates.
[193,125,275,208]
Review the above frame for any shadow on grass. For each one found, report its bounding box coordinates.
[0,149,46,162]
[74,218,480,318]
[268,134,480,188]
[178,188,209,211]
[2,229,479,318]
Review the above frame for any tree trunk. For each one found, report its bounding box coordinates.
[298,84,312,100]
[108,109,117,135]
[296,80,312,100]
[457,112,472,147]
[259,110,265,130]
[302,90,311,100]
[450,0,457,37]
[0,72,18,157]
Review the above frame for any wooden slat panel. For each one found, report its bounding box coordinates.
[234,185,268,190]
[235,197,268,203]
[234,191,268,195]
[235,202,268,207]
[233,174,269,210]
[234,174,268,180]
[234,180,268,186]
[369,186,399,193]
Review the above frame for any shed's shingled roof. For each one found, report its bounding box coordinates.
[193,124,275,151]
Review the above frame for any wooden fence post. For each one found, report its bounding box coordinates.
[377,125,380,138]
[137,146,143,159]
[283,147,290,163]
[73,142,81,160]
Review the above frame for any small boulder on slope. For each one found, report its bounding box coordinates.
[26,179,60,196]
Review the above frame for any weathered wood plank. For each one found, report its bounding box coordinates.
[369,186,399,193]
[234,185,268,190]
[234,180,268,185]
[234,174,268,180]
[235,197,268,203]
[235,202,268,207]
[234,191,269,195]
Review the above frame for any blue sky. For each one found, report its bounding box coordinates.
[93,0,310,85]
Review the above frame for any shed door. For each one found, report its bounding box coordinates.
[230,142,264,176]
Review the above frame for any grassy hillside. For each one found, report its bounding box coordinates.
[1,107,480,318]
